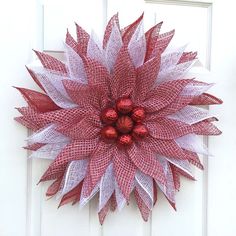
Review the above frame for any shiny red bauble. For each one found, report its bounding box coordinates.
[118,134,133,146]
[101,108,118,124]
[116,116,133,134]
[132,124,149,139]
[101,126,118,140]
[131,107,146,122]
[116,97,133,114]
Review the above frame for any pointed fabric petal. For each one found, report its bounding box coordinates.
[64,44,87,83]
[128,20,146,68]
[111,46,136,100]
[176,134,209,156]
[15,87,60,112]
[75,23,90,55]
[170,164,181,191]
[27,124,69,144]
[165,156,193,178]
[156,157,176,204]
[65,30,78,53]
[15,115,40,131]
[30,68,77,109]
[29,143,69,160]
[135,171,153,210]
[146,117,194,140]
[171,165,195,180]
[87,32,107,68]
[63,80,108,111]
[144,21,163,61]
[134,188,150,221]
[144,136,188,160]
[157,60,194,84]
[113,148,136,200]
[122,13,144,45]
[103,13,120,48]
[98,198,110,225]
[178,51,197,64]
[168,105,210,125]
[40,138,98,181]
[56,116,101,140]
[26,66,45,92]
[46,177,62,197]
[89,142,115,188]
[59,182,83,207]
[187,151,204,170]
[133,55,161,103]
[105,22,123,73]
[190,93,223,105]
[57,159,88,197]
[99,163,115,211]
[193,119,222,135]
[34,50,67,75]
[82,56,110,93]
[127,143,165,184]
[115,181,127,211]
[142,79,192,113]
[160,45,187,73]
[24,143,45,151]
[151,29,175,57]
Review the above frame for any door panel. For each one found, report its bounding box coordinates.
[1,0,235,236]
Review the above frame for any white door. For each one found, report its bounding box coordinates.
[1,0,235,236]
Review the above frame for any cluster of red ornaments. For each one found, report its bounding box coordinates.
[100,97,149,146]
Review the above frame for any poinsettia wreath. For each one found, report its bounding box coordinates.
[15,13,222,224]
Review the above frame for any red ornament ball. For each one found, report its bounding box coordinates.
[101,126,118,140]
[132,124,149,139]
[131,107,146,122]
[101,108,118,124]
[116,97,133,114]
[118,134,133,146]
[116,116,133,134]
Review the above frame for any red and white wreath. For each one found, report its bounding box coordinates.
[15,13,222,224]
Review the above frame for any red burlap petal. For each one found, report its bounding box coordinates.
[111,46,136,100]
[171,165,195,181]
[46,177,63,197]
[110,193,117,212]
[63,80,108,111]
[151,29,175,56]
[113,148,136,200]
[146,117,194,140]
[193,119,222,135]
[127,143,165,184]
[58,182,83,207]
[134,188,151,221]
[40,108,92,124]
[178,51,197,64]
[56,115,101,140]
[16,107,49,130]
[82,56,110,92]
[133,55,161,103]
[40,138,98,182]
[33,50,68,75]
[142,79,192,113]
[170,164,181,191]
[103,13,120,48]
[145,136,188,160]
[75,23,89,55]
[65,30,78,53]
[89,142,115,187]
[98,198,111,225]
[26,66,45,92]
[122,13,144,45]
[144,21,163,62]
[15,116,39,131]
[153,179,158,205]
[24,143,45,151]
[15,87,60,112]
[190,93,223,105]
[184,150,204,170]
